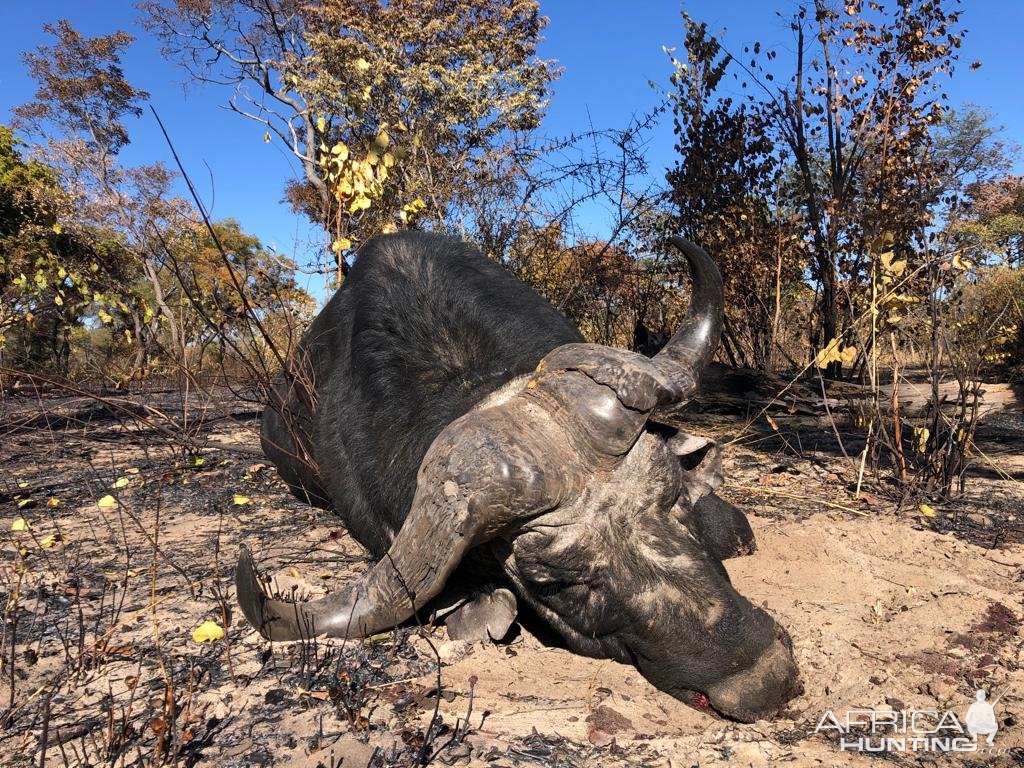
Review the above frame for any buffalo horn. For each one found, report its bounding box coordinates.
[653,237,724,402]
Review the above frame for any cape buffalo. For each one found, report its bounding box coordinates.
[237,232,801,722]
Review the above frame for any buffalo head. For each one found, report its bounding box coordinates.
[237,237,800,721]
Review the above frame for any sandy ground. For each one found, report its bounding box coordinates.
[1,388,1022,767]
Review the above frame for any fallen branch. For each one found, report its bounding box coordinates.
[728,484,870,517]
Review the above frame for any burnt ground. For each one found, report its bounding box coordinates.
[0,381,1022,767]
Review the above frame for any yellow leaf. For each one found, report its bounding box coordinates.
[952,253,973,271]
[125,468,140,475]
[17,498,32,509]
[232,494,251,505]
[316,116,326,133]
[263,132,271,143]
[815,337,842,369]
[47,497,60,507]
[913,427,930,454]
[18,482,28,489]
[330,142,349,160]
[330,238,352,254]
[11,518,30,532]
[766,414,779,431]
[919,503,937,518]
[354,57,370,72]
[52,223,62,235]
[191,620,225,644]
[840,345,857,364]
[40,534,58,549]
[288,567,301,579]
[112,477,130,489]
[97,495,117,509]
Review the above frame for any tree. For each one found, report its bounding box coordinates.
[505,221,689,350]
[13,21,308,384]
[141,0,558,280]
[664,2,1021,493]
[947,175,1024,266]
[16,21,147,185]
[164,218,315,368]
[0,125,126,374]
[932,108,1023,383]
[1,125,63,343]
[665,16,806,370]
[14,21,200,378]
[687,1,968,377]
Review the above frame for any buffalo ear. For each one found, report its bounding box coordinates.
[693,494,757,561]
[666,432,756,560]
[667,432,724,506]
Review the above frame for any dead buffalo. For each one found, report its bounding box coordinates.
[237,232,801,722]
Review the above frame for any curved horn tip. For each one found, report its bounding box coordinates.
[235,546,312,641]
[668,237,723,284]
[647,235,725,405]
[235,545,271,638]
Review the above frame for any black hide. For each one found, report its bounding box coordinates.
[262,232,583,556]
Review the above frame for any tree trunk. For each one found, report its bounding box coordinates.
[817,248,842,379]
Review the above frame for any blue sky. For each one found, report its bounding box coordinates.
[2,0,1022,289]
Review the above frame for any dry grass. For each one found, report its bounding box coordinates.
[1,382,1023,767]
